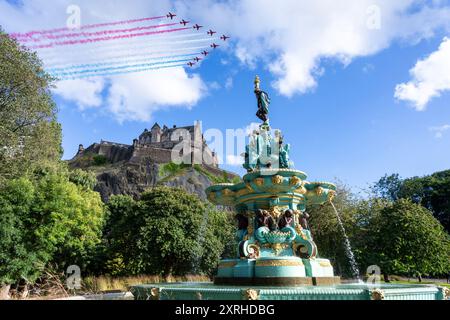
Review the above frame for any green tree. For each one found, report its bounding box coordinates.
[372,173,403,201]
[372,171,450,233]
[0,168,106,294]
[0,28,62,181]
[308,183,363,277]
[103,186,234,277]
[362,199,450,281]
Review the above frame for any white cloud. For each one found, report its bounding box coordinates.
[226,154,243,166]
[0,0,207,123]
[2,0,450,116]
[395,37,450,110]
[107,68,206,122]
[225,77,233,90]
[53,79,104,110]
[174,0,450,96]
[429,124,450,138]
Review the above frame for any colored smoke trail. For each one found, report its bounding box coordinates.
[37,33,211,61]
[47,53,200,72]
[56,62,187,80]
[31,27,191,49]
[50,58,193,77]
[45,46,205,70]
[18,23,179,43]
[11,15,166,38]
[40,39,213,66]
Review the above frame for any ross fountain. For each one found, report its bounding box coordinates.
[131,77,449,301]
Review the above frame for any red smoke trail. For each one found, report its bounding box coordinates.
[31,27,190,49]
[19,23,178,43]
[11,15,166,38]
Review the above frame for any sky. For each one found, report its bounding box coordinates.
[1,0,450,194]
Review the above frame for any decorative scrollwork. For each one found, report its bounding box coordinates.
[247,244,261,259]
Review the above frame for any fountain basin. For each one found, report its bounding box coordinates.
[131,282,449,300]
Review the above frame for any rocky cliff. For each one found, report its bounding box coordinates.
[68,155,239,202]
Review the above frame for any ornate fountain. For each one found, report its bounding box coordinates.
[131,76,449,301]
[207,76,339,286]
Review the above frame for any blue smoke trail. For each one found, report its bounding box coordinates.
[50,58,192,77]
[56,62,187,80]
[47,53,200,72]
[45,45,207,68]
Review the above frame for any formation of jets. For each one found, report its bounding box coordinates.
[180,19,189,26]
[166,12,230,68]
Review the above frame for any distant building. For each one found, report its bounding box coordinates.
[72,122,219,168]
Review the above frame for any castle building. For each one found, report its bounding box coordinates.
[73,122,219,168]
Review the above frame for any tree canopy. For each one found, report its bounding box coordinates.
[0,166,105,286]
[0,28,62,181]
[373,171,450,233]
[101,186,234,277]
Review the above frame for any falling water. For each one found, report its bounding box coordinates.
[330,201,362,281]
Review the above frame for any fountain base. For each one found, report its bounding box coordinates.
[131,283,448,300]
[214,257,339,286]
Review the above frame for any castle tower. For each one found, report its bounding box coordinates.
[151,123,162,143]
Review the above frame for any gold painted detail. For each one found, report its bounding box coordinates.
[441,287,450,299]
[272,175,284,185]
[243,289,259,301]
[268,206,282,219]
[218,261,237,268]
[149,287,160,300]
[370,289,385,301]
[290,176,301,186]
[315,186,324,196]
[222,189,234,197]
[327,190,337,202]
[318,261,332,267]
[294,186,307,195]
[256,259,304,267]
[254,178,265,186]
[262,243,289,255]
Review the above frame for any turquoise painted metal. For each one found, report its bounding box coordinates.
[131,283,449,300]
[131,76,450,300]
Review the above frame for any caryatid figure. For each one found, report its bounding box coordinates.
[278,209,295,229]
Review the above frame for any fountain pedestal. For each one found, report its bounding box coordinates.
[207,163,340,286]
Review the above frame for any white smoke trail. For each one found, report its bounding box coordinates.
[56,62,187,81]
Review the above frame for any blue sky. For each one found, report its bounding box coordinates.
[2,0,450,193]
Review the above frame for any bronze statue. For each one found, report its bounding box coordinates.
[235,213,249,230]
[256,209,276,231]
[254,76,271,124]
[299,211,310,230]
[278,209,295,229]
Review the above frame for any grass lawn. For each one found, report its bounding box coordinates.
[385,280,450,288]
